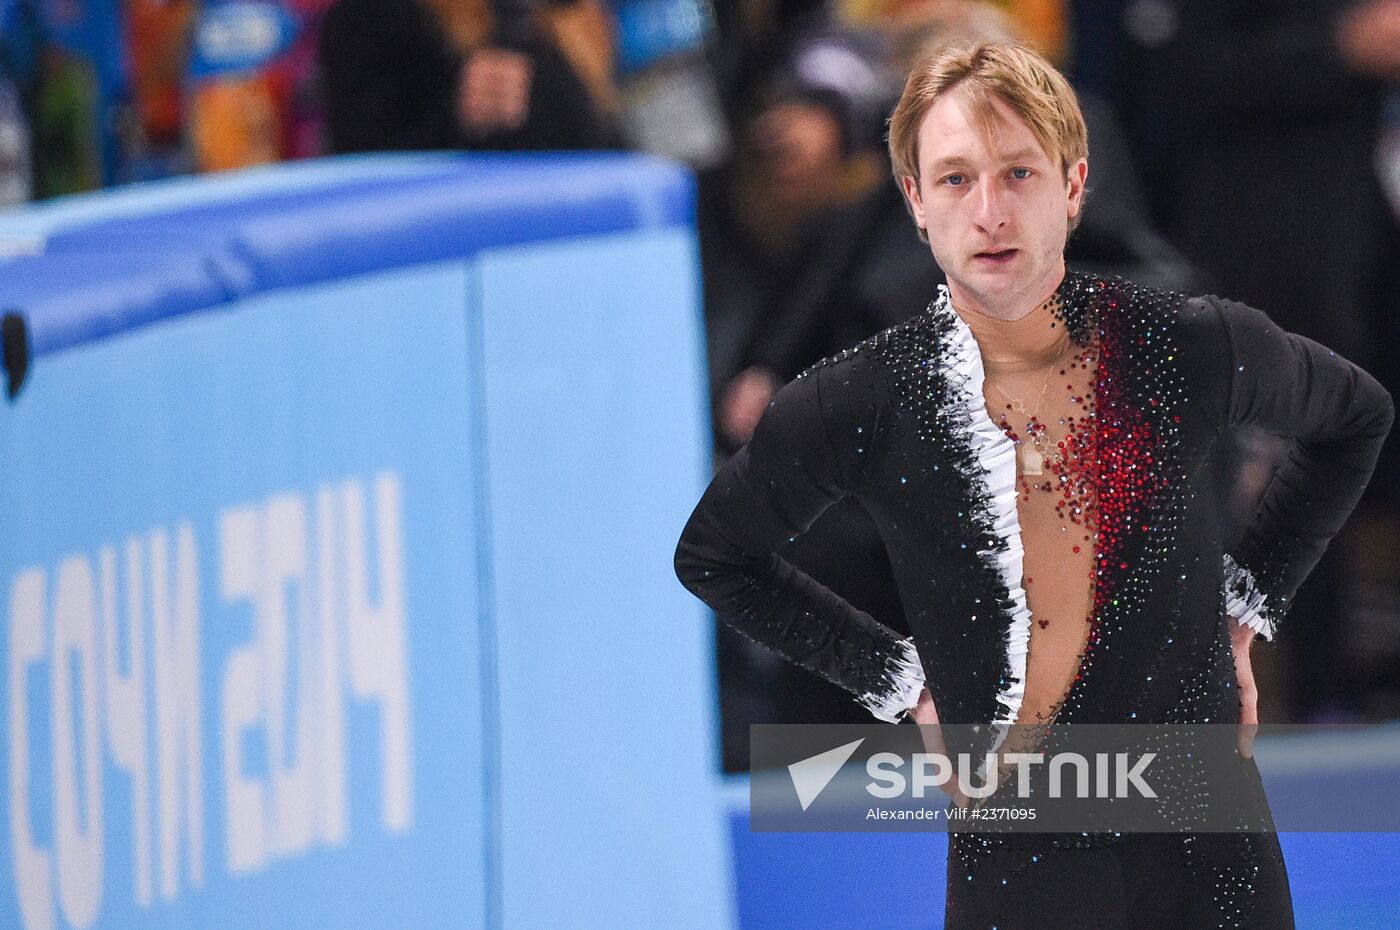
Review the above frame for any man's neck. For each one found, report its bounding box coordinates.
[946,261,1066,323]
[947,264,1071,371]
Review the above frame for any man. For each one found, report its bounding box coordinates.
[673,42,1394,928]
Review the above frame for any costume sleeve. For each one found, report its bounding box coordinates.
[673,356,925,721]
[1209,296,1395,640]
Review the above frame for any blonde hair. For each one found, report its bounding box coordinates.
[886,41,1089,237]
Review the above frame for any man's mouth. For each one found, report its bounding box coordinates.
[974,248,1019,263]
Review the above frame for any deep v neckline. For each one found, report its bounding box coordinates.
[931,278,1103,736]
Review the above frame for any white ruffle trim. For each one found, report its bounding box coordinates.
[1223,553,1275,642]
[934,286,1031,742]
[858,636,927,723]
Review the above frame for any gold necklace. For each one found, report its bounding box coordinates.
[955,292,1069,476]
[987,363,1057,476]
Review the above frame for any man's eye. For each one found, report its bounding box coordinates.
[942,174,965,186]
[1010,167,1032,180]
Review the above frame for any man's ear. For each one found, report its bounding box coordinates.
[900,174,927,232]
[1066,158,1088,219]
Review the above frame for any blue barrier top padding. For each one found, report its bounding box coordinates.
[0,152,695,357]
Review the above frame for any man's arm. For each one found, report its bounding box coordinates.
[1207,295,1395,640]
[673,354,925,722]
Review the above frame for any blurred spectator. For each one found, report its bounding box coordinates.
[318,0,623,152]
[877,0,1069,63]
[711,0,1068,148]
[1120,0,1396,368]
[696,27,897,769]
[0,0,39,206]
[185,0,339,173]
[5,0,109,198]
[1115,0,1400,722]
[123,0,195,175]
[609,0,732,168]
[1337,0,1400,82]
[699,27,888,450]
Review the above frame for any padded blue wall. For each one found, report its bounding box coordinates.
[0,153,732,930]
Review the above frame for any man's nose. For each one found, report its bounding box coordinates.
[972,181,1008,232]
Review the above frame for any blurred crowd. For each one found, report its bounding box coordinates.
[3,0,1400,769]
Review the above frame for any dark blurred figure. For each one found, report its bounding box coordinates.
[318,0,623,152]
[699,27,889,452]
[697,28,900,770]
[1115,0,1400,722]
[1120,0,1397,365]
[0,0,39,205]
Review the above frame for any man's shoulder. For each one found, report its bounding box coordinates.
[1086,275,1241,421]
[795,301,950,385]
[1134,282,1253,353]
[1076,271,1228,341]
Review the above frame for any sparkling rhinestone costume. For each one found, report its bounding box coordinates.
[674,269,1394,928]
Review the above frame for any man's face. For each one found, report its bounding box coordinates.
[900,86,1087,315]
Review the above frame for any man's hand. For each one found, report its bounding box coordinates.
[1337,0,1400,79]
[909,685,973,809]
[910,683,939,727]
[1230,617,1259,758]
[457,49,534,136]
[720,366,781,446]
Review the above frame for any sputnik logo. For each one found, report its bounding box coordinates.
[787,738,865,811]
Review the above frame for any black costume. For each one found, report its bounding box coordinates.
[673,269,1393,927]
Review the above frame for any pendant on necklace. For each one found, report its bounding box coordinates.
[1020,446,1044,476]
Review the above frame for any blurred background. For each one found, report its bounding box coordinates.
[3,0,1400,771]
[8,0,1400,778]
